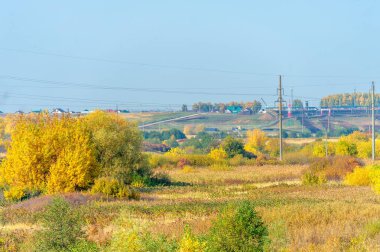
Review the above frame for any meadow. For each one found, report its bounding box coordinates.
[1,164,380,251]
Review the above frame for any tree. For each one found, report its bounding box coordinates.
[251,100,262,113]
[182,104,188,112]
[207,201,269,251]
[35,197,85,251]
[293,99,303,109]
[1,114,98,196]
[222,137,245,158]
[84,111,149,184]
[245,129,268,155]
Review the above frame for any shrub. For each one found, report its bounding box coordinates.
[228,154,246,166]
[34,197,85,251]
[302,172,326,185]
[207,201,269,251]
[91,177,140,199]
[221,137,245,158]
[208,147,228,161]
[178,226,206,252]
[344,167,371,186]
[149,154,169,168]
[3,186,25,201]
[302,156,363,183]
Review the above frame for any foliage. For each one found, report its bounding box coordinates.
[208,147,228,161]
[301,156,363,184]
[1,111,154,200]
[3,186,25,201]
[320,92,380,107]
[302,172,327,185]
[144,128,186,141]
[312,141,336,157]
[245,129,268,155]
[107,215,178,252]
[85,111,149,185]
[221,136,246,158]
[178,226,206,252]
[192,100,262,113]
[34,197,85,251]
[91,177,140,199]
[0,114,98,196]
[207,201,269,252]
[181,131,221,153]
[344,167,371,186]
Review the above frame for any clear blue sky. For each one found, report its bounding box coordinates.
[0,1,379,112]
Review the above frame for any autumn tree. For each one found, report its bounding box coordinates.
[245,129,268,155]
[84,111,149,185]
[0,114,98,197]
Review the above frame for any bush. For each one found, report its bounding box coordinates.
[302,156,363,183]
[302,172,327,185]
[228,154,247,166]
[91,177,140,199]
[34,197,85,251]
[208,147,228,161]
[207,201,269,251]
[221,137,245,158]
[3,186,25,201]
[344,167,371,186]
[178,226,206,252]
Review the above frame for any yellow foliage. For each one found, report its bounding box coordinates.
[244,129,268,155]
[0,114,98,196]
[345,165,380,194]
[208,147,228,161]
[3,186,25,201]
[344,167,371,186]
[312,141,335,157]
[178,226,206,252]
[164,147,185,158]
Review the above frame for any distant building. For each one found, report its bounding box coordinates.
[240,108,253,115]
[52,108,66,114]
[32,109,43,114]
[225,106,243,114]
[205,127,219,132]
[15,110,24,114]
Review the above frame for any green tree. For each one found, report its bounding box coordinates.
[207,201,269,252]
[84,111,149,185]
[222,137,245,158]
[35,197,85,251]
[293,99,303,109]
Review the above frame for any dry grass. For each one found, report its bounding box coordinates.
[2,164,380,251]
[163,165,306,185]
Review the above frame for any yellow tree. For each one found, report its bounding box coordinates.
[245,129,268,155]
[1,114,98,198]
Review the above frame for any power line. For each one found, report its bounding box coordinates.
[0,74,278,97]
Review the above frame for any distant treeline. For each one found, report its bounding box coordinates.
[191,101,262,113]
[321,93,380,107]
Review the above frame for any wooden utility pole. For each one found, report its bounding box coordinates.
[372,81,375,162]
[278,75,283,161]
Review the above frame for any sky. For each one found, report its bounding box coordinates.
[0,0,380,112]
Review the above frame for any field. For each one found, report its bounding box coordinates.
[2,164,380,251]
[123,111,374,137]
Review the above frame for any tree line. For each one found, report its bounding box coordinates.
[190,101,262,113]
[320,93,380,107]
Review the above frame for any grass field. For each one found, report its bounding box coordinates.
[2,164,380,251]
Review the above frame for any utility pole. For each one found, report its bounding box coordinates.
[278,75,283,161]
[325,110,330,157]
[372,81,375,162]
